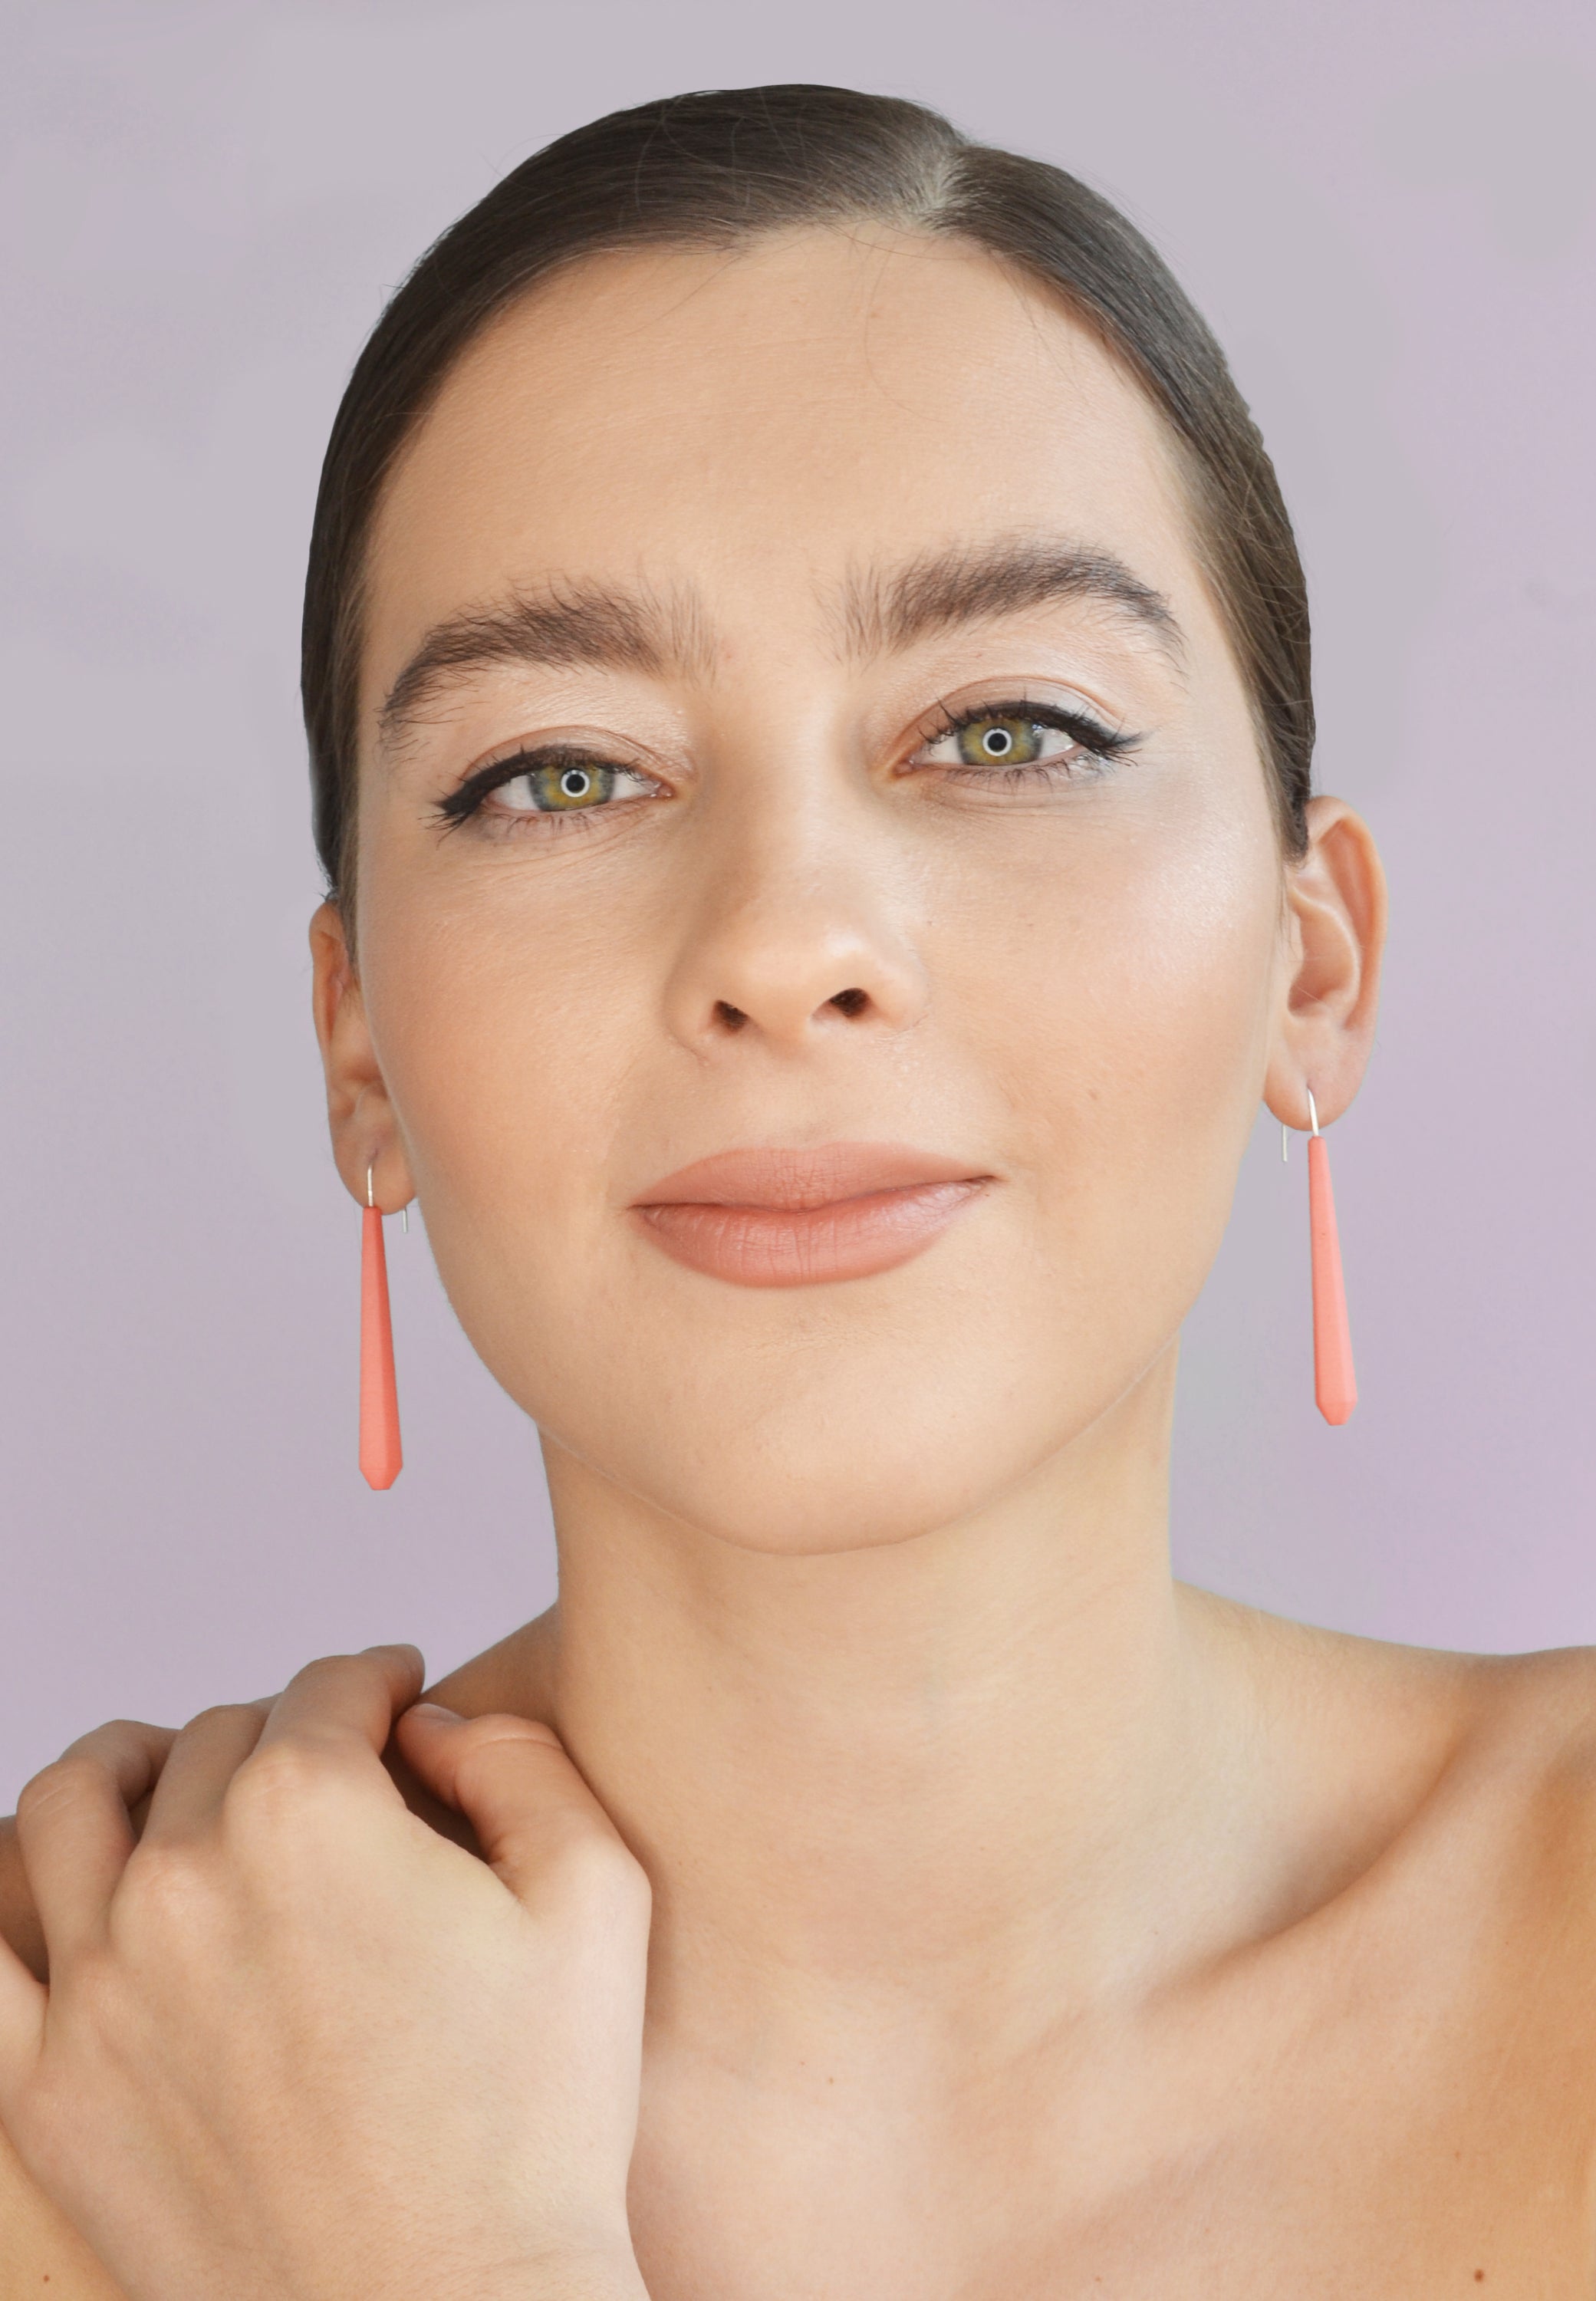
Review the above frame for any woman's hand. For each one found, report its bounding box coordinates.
[0,1647,652,2301]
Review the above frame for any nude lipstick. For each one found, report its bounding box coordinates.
[630,1142,991,1288]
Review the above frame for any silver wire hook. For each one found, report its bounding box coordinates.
[367,1161,410,1232]
[1283,1089,1322,1160]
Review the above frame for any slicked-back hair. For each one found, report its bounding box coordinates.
[302,84,1313,902]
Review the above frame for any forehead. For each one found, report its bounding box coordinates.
[364,228,1211,698]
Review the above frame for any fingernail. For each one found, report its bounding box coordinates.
[407,1701,462,1722]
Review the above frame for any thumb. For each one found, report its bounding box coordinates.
[394,1705,648,1921]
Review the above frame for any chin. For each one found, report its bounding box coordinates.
[535,1351,1140,1559]
[616,1452,1017,1559]
[433,1220,1185,1555]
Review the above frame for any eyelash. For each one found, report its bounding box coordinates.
[436,697,1139,834]
[435,746,654,835]
[916,696,1137,781]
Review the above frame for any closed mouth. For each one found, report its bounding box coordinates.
[630,1143,993,1288]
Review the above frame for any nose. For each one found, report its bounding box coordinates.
[661,802,929,1055]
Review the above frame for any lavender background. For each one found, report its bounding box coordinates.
[2,0,1592,1800]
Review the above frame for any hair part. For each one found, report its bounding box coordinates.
[302,84,1313,904]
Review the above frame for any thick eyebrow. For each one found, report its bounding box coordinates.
[833,536,1184,670]
[377,578,712,749]
[378,537,1181,748]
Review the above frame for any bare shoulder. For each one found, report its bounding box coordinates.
[1193,1588,1596,1956]
[1452,1640,1596,1871]
[423,1606,556,1720]
[1430,1644,1596,2146]
[1494,1640,1596,1754]
[1203,1582,1596,1790]
[1320,1624,1596,1971]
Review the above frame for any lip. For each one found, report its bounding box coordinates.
[630,1142,992,1289]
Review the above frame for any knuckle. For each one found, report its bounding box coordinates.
[443,1724,539,1807]
[63,1719,164,1764]
[464,1712,564,1752]
[365,1641,423,1671]
[179,1700,263,1741]
[287,1652,362,1695]
[122,1838,213,1931]
[292,1645,410,1692]
[229,1737,341,1825]
[453,1714,564,1780]
[17,1751,104,1822]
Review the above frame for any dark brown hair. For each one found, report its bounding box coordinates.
[302,84,1312,899]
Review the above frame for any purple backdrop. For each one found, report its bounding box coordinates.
[3,0,1593,1800]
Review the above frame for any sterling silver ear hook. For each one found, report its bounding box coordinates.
[366,1164,410,1231]
[1282,1089,1321,1162]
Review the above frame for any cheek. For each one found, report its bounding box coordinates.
[936,789,1282,1305]
[357,863,657,1337]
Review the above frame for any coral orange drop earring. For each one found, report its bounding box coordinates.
[1287,1091,1357,1426]
[359,1165,403,1488]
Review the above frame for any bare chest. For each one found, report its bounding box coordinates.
[5,1918,1592,2301]
[628,1964,1596,2300]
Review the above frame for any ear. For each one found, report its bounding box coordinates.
[309,901,416,1213]
[1262,795,1388,1131]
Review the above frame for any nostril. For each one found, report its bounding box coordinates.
[829,987,869,1019]
[714,999,749,1032]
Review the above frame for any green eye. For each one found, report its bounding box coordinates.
[531,762,614,810]
[953,716,1046,766]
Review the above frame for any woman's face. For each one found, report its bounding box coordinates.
[322,229,1315,1552]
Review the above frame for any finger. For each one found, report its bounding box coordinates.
[395,1705,645,1916]
[2,1722,177,1982]
[13,1721,173,1970]
[140,1701,271,1844]
[252,1645,426,1773]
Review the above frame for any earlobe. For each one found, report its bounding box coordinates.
[1264,796,1387,1131]
[308,900,416,1212]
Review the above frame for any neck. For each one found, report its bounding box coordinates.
[505,1351,1262,2059]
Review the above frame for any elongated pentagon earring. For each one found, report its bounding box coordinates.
[1283,1091,1357,1426]
[360,1165,403,1488]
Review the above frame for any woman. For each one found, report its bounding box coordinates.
[2,83,1592,2298]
